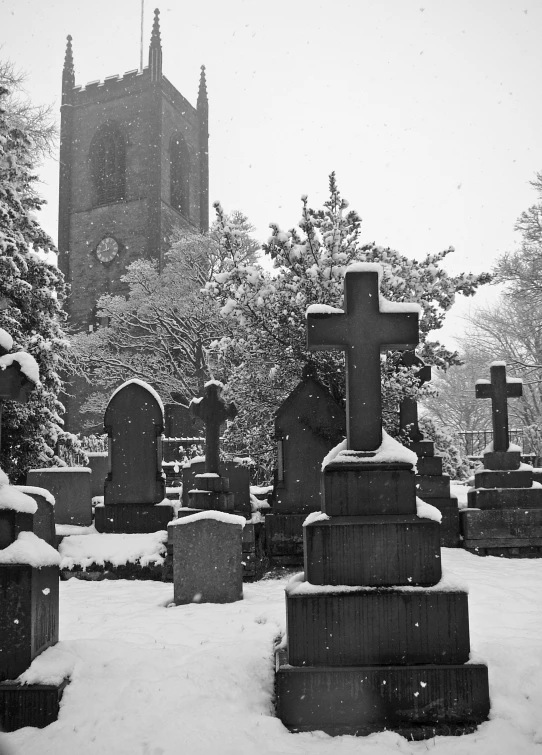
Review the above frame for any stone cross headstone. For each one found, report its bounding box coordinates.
[475,361,522,452]
[398,350,431,443]
[276,265,490,737]
[307,269,419,451]
[189,381,237,474]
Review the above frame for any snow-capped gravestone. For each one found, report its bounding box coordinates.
[461,362,542,556]
[86,451,108,498]
[0,473,66,731]
[187,381,237,512]
[0,327,38,448]
[398,351,460,547]
[95,380,172,533]
[169,511,244,604]
[275,265,490,738]
[181,457,252,517]
[26,466,92,527]
[268,363,345,564]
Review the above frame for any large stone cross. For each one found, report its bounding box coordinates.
[475,362,522,452]
[307,268,419,451]
[190,382,237,474]
[399,351,431,443]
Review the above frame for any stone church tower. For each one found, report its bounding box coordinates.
[58,9,209,430]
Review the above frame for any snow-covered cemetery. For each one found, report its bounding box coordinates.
[3,2,542,753]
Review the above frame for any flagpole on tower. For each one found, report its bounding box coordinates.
[140,0,144,71]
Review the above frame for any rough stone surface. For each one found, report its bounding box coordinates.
[303,516,442,587]
[170,518,243,604]
[26,469,92,526]
[322,463,416,517]
[286,588,470,666]
[467,487,542,510]
[94,503,174,533]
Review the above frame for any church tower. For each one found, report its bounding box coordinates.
[58,10,209,430]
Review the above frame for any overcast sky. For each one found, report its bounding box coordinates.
[2,0,541,343]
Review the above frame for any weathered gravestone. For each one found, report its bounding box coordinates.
[275,265,490,738]
[461,362,542,556]
[169,511,245,604]
[187,381,237,512]
[26,467,92,526]
[95,379,173,533]
[181,458,251,517]
[14,486,56,547]
[268,363,345,564]
[398,351,460,547]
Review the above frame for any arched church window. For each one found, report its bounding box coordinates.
[89,123,126,206]
[170,134,190,217]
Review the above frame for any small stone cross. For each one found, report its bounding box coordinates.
[475,362,522,452]
[399,351,431,443]
[307,268,419,451]
[190,382,237,474]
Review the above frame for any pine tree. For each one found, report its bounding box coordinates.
[0,86,77,481]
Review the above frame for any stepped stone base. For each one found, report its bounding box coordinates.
[467,487,542,510]
[474,469,532,489]
[483,450,521,470]
[275,650,489,737]
[425,496,460,547]
[417,457,443,476]
[304,516,441,586]
[94,503,175,533]
[416,475,451,498]
[463,542,542,558]
[286,578,470,666]
[0,679,68,732]
[187,490,234,511]
[461,508,542,558]
[322,463,416,516]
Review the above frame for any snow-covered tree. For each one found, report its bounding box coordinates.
[0,85,77,481]
[63,216,259,426]
[207,174,492,476]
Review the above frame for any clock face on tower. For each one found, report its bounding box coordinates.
[96,237,119,263]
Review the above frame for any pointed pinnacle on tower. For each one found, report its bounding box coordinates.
[197,65,208,108]
[62,35,75,101]
[148,8,163,82]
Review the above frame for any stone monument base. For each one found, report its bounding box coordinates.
[424,496,460,547]
[275,650,489,738]
[94,503,175,533]
[0,678,68,732]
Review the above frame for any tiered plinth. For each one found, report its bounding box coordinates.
[461,450,542,557]
[410,441,460,547]
[188,474,234,512]
[276,460,489,737]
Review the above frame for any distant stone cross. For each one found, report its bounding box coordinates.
[475,362,522,452]
[190,382,237,474]
[399,351,431,443]
[307,269,419,451]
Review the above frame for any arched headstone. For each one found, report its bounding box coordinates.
[104,380,166,506]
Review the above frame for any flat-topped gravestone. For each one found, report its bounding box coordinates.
[181,458,251,517]
[461,362,542,556]
[169,511,244,604]
[276,265,489,738]
[26,467,92,526]
[187,381,237,511]
[96,379,172,533]
[397,352,459,547]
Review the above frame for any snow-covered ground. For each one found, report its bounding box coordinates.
[4,549,542,755]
